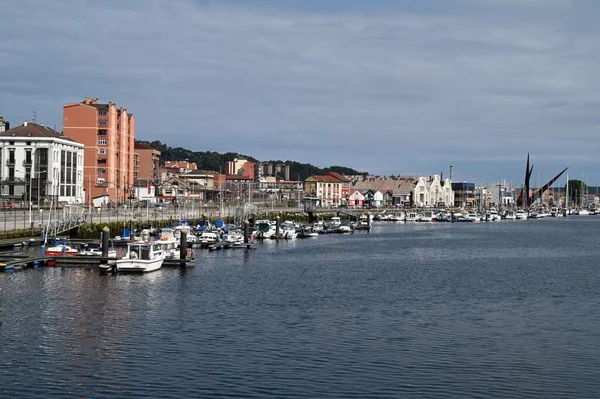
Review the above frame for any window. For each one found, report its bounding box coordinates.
[97,159,107,164]
[97,148,107,155]
[97,168,106,174]
[9,186,14,196]
[98,129,107,135]
[97,139,107,145]
[8,167,15,180]
[99,110,107,116]
[25,149,32,164]
[8,149,15,163]
[98,120,107,126]
[97,178,105,184]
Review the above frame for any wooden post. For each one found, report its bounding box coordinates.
[102,226,110,258]
[244,220,249,245]
[179,231,187,263]
[129,219,135,240]
[275,215,280,239]
[366,212,371,229]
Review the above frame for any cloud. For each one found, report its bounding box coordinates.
[0,0,599,183]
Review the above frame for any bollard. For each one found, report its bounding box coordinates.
[179,231,188,262]
[366,213,371,229]
[129,219,135,240]
[275,215,280,239]
[451,210,455,223]
[249,216,255,232]
[244,220,249,244]
[102,226,110,258]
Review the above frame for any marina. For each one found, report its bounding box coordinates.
[2,216,600,398]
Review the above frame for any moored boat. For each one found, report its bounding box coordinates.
[116,241,165,273]
[0,262,15,271]
[44,244,79,257]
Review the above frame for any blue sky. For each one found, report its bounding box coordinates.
[1,0,599,185]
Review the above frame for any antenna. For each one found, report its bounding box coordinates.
[32,111,37,123]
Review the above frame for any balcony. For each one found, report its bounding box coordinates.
[6,159,15,166]
[23,159,32,166]
[97,158,107,165]
[98,129,108,136]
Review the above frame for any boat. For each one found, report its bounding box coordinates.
[504,210,517,220]
[0,262,15,272]
[44,244,79,257]
[515,210,528,220]
[198,231,219,246]
[79,242,117,257]
[116,241,166,273]
[154,228,179,259]
[224,232,244,245]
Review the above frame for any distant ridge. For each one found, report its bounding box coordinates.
[136,140,368,181]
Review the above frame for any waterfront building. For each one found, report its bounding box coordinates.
[132,179,157,203]
[165,160,197,175]
[63,97,135,205]
[0,122,84,205]
[304,173,346,207]
[490,182,516,207]
[348,174,453,207]
[134,142,161,182]
[347,190,365,207]
[451,182,476,208]
[0,116,9,132]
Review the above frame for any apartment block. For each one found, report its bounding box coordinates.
[63,97,135,203]
[134,142,161,181]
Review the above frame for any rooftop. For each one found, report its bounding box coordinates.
[0,122,79,143]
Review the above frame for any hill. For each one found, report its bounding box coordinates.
[137,140,367,181]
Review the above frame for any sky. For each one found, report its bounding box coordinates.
[1,0,599,185]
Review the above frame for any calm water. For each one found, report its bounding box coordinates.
[2,217,600,398]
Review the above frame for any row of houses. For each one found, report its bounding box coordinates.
[305,172,455,208]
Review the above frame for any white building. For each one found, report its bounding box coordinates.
[0,116,8,133]
[0,122,85,205]
[490,182,515,206]
[412,175,455,207]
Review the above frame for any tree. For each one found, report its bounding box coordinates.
[566,179,587,206]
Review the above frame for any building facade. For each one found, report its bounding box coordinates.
[0,123,84,205]
[304,173,345,207]
[0,116,9,132]
[63,97,135,204]
[134,142,161,181]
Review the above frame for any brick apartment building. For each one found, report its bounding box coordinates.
[134,142,161,181]
[63,97,135,204]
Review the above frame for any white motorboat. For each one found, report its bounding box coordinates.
[198,232,219,246]
[515,210,528,220]
[116,241,166,273]
[504,210,517,220]
[405,212,420,222]
[224,232,244,245]
[155,228,179,259]
[79,247,117,257]
[338,225,353,233]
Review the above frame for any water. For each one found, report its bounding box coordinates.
[2,217,600,398]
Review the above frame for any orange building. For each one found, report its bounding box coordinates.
[63,97,135,203]
[134,142,161,181]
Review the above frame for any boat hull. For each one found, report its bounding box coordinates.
[44,250,78,257]
[116,258,164,273]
